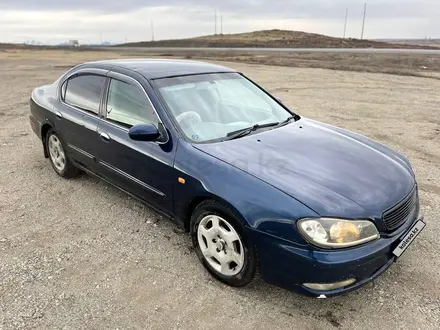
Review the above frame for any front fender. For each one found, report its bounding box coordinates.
[173,140,318,245]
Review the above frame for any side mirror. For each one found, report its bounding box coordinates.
[128,123,161,142]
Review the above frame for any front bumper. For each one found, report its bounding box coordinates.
[252,213,423,298]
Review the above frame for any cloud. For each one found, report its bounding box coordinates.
[0,0,438,44]
[1,0,438,19]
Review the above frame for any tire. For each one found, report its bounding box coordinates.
[45,129,78,178]
[191,200,258,287]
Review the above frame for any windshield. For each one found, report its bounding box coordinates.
[153,72,294,143]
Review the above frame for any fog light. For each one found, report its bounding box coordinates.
[303,278,356,291]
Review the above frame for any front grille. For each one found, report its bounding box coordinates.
[382,186,418,231]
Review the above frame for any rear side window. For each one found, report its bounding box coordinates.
[64,75,105,115]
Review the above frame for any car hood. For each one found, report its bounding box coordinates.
[193,118,415,218]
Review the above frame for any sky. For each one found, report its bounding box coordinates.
[0,0,438,44]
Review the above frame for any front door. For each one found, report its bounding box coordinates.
[95,73,175,214]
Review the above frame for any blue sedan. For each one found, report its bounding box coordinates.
[29,59,425,297]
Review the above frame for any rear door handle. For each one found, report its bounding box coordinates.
[100,132,111,142]
[55,111,63,119]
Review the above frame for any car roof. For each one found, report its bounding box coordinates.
[85,59,237,80]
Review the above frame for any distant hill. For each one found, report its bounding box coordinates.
[116,29,435,49]
[0,43,31,49]
[0,43,66,50]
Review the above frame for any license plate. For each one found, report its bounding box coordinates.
[392,220,426,258]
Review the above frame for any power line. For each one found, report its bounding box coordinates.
[361,2,367,40]
[343,8,348,39]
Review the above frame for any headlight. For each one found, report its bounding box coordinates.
[297,218,379,248]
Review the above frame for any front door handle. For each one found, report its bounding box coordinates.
[100,132,111,142]
[55,111,63,119]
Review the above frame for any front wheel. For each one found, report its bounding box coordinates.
[191,200,258,287]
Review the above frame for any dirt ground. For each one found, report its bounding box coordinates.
[1,50,440,330]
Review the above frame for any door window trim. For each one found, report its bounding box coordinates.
[101,71,169,144]
[104,78,155,129]
[59,68,109,118]
[103,72,164,126]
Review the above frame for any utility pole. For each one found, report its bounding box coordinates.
[215,10,217,35]
[361,2,367,40]
[343,8,348,39]
[151,20,155,41]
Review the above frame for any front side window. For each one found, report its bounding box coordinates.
[153,73,292,143]
[106,79,157,128]
[64,75,105,115]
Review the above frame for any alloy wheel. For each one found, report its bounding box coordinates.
[197,215,245,276]
[48,134,66,172]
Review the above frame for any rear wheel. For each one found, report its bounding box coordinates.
[46,129,78,178]
[191,200,258,287]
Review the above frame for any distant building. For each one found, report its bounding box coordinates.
[68,40,80,47]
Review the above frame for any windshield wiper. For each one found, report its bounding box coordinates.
[225,122,279,141]
[277,116,296,127]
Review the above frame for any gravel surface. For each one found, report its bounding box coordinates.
[1,50,439,330]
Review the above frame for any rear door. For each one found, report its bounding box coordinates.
[56,70,107,171]
[95,72,175,214]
